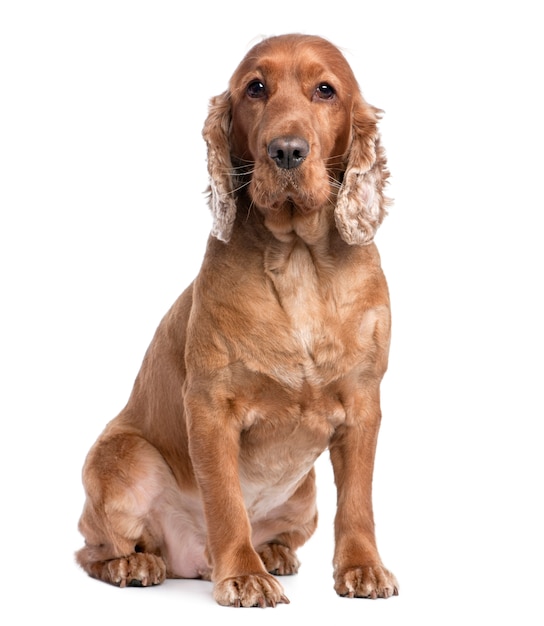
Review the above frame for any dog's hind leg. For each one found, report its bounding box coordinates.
[75,430,174,587]
[76,543,166,588]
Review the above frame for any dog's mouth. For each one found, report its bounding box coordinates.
[260,189,319,217]
[248,165,329,216]
[280,195,317,216]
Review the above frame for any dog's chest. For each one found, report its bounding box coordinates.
[264,240,355,381]
[229,243,387,519]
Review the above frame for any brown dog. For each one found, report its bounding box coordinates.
[76,33,398,607]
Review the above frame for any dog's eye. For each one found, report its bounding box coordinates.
[315,83,335,100]
[247,80,266,98]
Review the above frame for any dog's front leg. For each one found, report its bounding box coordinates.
[329,387,398,599]
[185,399,289,608]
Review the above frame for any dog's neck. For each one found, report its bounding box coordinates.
[230,194,351,297]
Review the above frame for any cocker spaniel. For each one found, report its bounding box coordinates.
[76,33,398,608]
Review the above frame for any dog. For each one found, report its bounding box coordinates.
[76,33,398,607]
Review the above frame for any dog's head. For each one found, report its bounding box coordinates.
[202,34,390,245]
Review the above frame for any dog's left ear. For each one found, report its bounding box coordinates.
[335,100,391,246]
[202,91,236,243]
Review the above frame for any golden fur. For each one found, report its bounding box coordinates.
[76,33,398,607]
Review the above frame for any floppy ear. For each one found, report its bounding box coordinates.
[335,101,390,246]
[202,92,236,243]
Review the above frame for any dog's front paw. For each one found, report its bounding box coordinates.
[214,573,290,607]
[334,564,398,599]
[257,543,300,575]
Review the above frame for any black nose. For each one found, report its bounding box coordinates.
[267,136,309,169]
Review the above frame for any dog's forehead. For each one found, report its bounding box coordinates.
[230,35,355,91]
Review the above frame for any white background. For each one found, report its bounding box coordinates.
[1,1,543,623]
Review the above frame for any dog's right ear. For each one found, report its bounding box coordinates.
[202,91,236,243]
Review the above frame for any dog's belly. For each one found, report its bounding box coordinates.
[240,447,316,521]
[238,392,345,520]
[152,489,210,579]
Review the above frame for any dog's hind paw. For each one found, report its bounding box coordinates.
[257,543,300,576]
[89,553,166,588]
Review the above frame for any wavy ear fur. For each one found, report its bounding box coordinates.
[335,102,390,246]
[202,92,236,243]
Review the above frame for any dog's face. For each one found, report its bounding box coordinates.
[228,36,357,217]
[203,34,389,246]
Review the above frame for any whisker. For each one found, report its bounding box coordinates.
[231,163,255,172]
[215,164,254,174]
[230,178,252,196]
[327,174,342,188]
[232,155,255,164]
[244,198,256,224]
[322,153,348,164]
